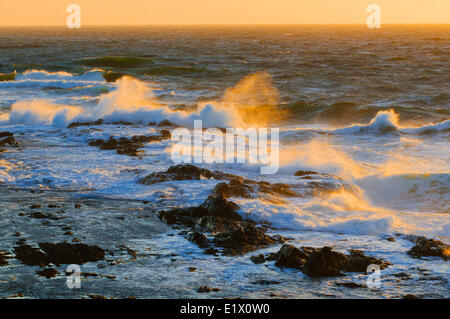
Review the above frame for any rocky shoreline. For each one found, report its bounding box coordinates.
[0,131,448,298]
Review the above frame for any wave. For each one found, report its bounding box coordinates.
[0,76,244,128]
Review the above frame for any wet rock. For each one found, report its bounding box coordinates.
[250,254,265,264]
[0,136,19,148]
[89,133,169,157]
[88,294,109,299]
[392,272,411,280]
[158,195,284,255]
[28,212,60,220]
[197,286,212,293]
[204,247,219,255]
[273,244,309,270]
[157,119,179,127]
[407,236,449,260]
[271,244,391,277]
[200,195,240,219]
[13,243,48,267]
[187,231,209,248]
[213,224,282,255]
[38,243,105,265]
[0,250,11,266]
[102,71,125,83]
[0,132,13,138]
[29,204,42,209]
[213,180,254,199]
[402,294,419,299]
[335,282,365,288]
[139,164,238,185]
[36,268,59,278]
[68,119,104,128]
[345,249,391,272]
[74,203,82,209]
[14,242,105,266]
[294,170,319,177]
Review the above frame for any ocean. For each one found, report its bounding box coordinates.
[0,25,448,298]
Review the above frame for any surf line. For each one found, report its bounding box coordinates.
[170,120,280,174]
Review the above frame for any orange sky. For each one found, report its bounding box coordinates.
[0,0,449,26]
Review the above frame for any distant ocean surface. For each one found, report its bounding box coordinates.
[0,26,448,298]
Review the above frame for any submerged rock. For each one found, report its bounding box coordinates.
[271,244,390,277]
[407,236,449,260]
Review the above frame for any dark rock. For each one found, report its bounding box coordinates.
[28,212,60,220]
[407,236,449,260]
[14,242,105,266]
[29,204,42,209]
[271,245,391,277]
[68,119,104,128]
[187,231,209,248]
[139,164,238,185]
[251,280,280,285]
[74,203,82,209]
[197,286,212,293]
[88,133,169,157]
[0,250,11,266]
[335,282,365,288]
[213,224,282,255]
[157,119,178,127]
[102,71,125,83]
[38,243,105,265]
[402,294,419,299]
[0,136,19,147]
[0,132,13,138]
[345,249,391,272]
[213,180,254,198]
[200,195,240,219]
[158,194,283,255]
[204,247,219,255]
[294,170,318,177]
[36,268,58,278]
[273,244,309,270]
[250,254,265,264]
[392,272,411,280]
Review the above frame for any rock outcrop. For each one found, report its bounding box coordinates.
[269,244,391,277]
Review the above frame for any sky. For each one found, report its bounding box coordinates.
[0,0,449,26]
